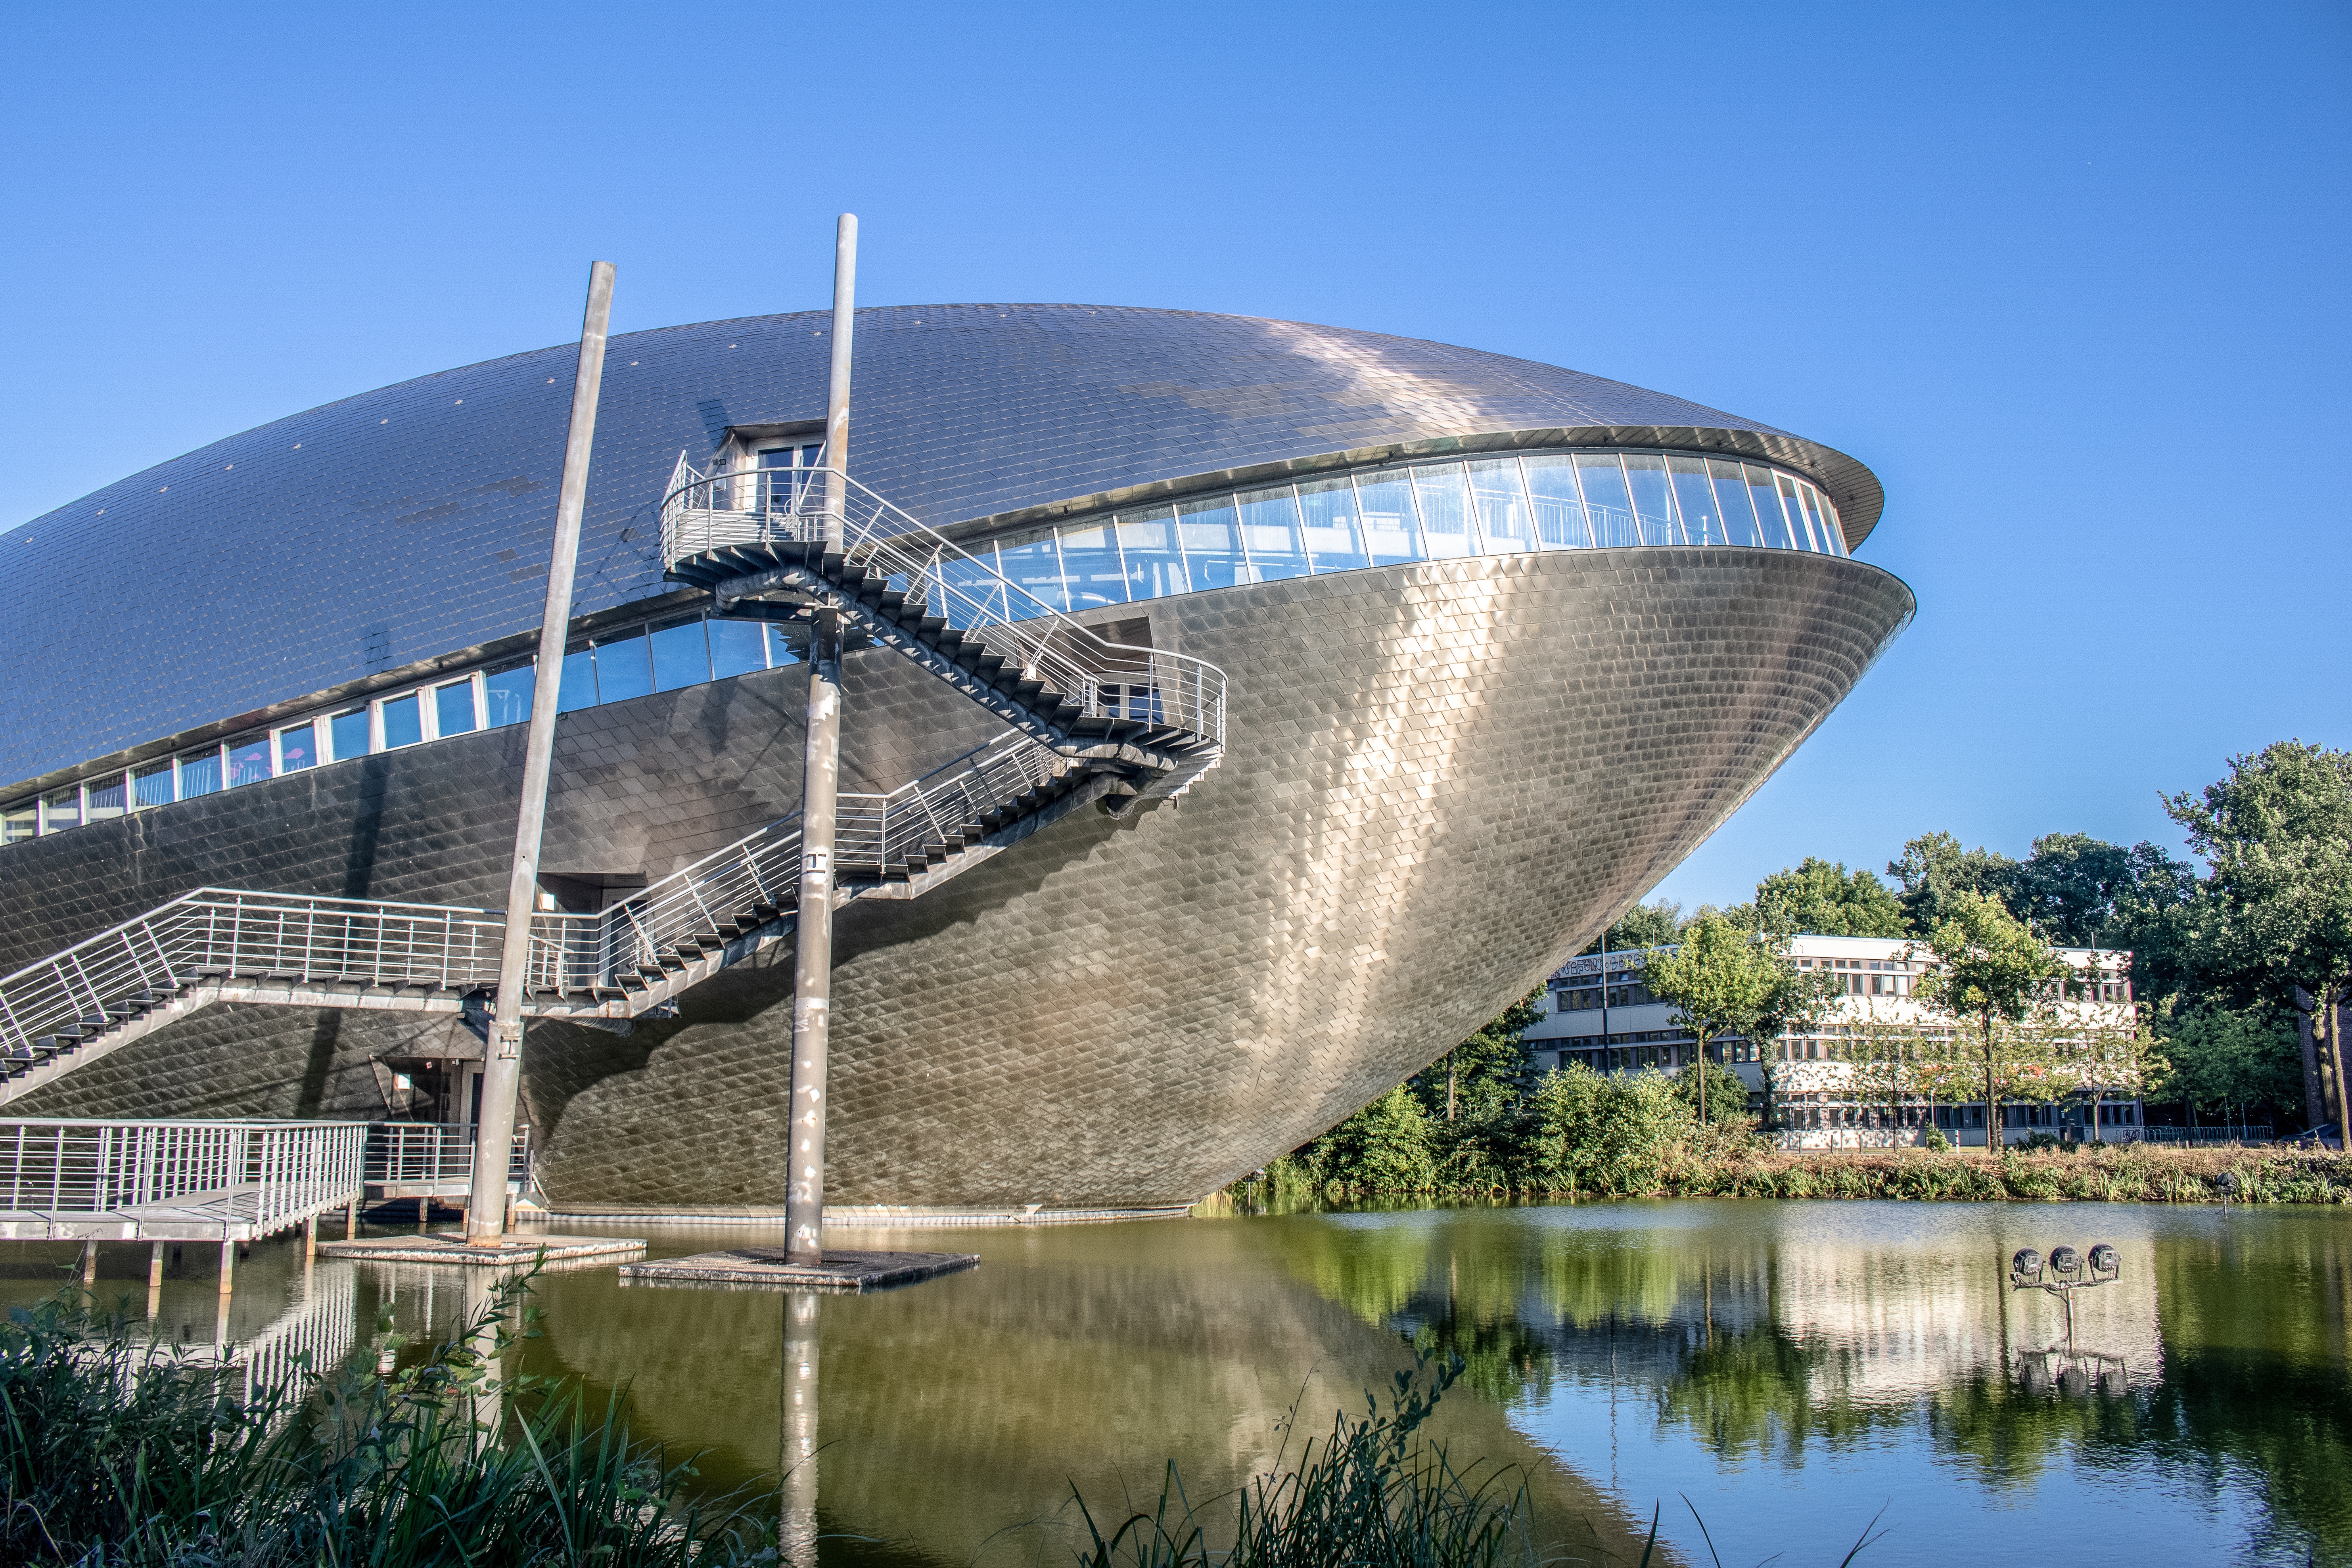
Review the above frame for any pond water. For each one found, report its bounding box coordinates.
[9,1198,2347,1566]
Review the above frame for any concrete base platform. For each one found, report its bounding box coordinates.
[618,1247,979,1293]
[316,1231,646,1267]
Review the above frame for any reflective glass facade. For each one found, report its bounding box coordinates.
[964,450,1845,613]
[2,612,803,848]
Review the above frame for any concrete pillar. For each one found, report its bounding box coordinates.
[788,615,842,1267]
[305,1213,318,1262]
[346,1198,359,1239]
[147,1242,164,1318]
[785,216,856,1270]
[78,1239,96,1284]
[468,260,616,1243]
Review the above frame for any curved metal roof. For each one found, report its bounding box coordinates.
[0,304,1882,791]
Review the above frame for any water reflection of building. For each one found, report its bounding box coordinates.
[1524,934,2146,1147]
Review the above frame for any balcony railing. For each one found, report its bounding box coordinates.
[364,1121,531,1187]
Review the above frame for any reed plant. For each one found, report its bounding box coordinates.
[1069,1350,1544,1568]
[0,1273,772,1566]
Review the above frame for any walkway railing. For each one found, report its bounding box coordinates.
[659,458,1226,753]
[364,1121,531,1187]
[0,1118,364,1234]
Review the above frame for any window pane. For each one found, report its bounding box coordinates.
[129,762,171,810]
[933,542,1008,629]
[1522,455,1590,548]
[42,788,81,832]
[595,630,653,703]
[2,803,34,843]
[1177,496,1247,591]
[1296,478,1369,574]
[226,734,272,787]
[329,709,370,761]
[1116,506,1188,601]
[381,693,424,749]
[1802,484,1842,554]
[1663,456,1723,546]
[708,617,769,679]
[436,681,479,737]
[1352,472,1424,565]
[485,662,534,726]
[1576,454,1639,546]
[177,748,222,798]
[1236,485,1309,581]
[1467,459,1533,554]
[1056,521,1127,611]
[995,530,1068,615]
[1747,466,1796,548]
[1708,459,1764,546]
[84,773,126,819]
[767,623,802,667]
[1409,466,1475,558]
[650,618,711,692]
[277,721,320,772]
[1775,476,1820,551]
[1623,453,1682,544]
[558,646,597,711]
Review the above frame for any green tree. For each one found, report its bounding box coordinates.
[1580,898,1683,954]
[1640,913,1780,1125]
[1919,889,2065,1154]
[1888,832,2020,936]
[1754,857,1907,937]
[2151,999,2300,1129]
[2164,741,2352,1137]
[1511,1065,1687,1194]
[1414,988,1543,1123]
[1307,1085,1436,1192]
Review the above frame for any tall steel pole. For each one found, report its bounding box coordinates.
[466,261,616,1243]
[786,216,855,1266]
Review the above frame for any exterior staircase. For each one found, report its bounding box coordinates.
[0,467,1227,1108]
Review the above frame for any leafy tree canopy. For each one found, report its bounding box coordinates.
[1888,832,2022,937]
[1580,898,1684,954]
[1921,888,2065,1028]
[1753,857,1907,938]
[2154,998,2304,1116]
[2163,740,2352,1013]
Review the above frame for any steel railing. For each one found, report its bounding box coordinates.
[0,728,1082,1064]
[0,1118,364,1232]
[522,729,1076,997]
[2145,1125,2272,1146]
[364,1121,531,1185]
[658,457,1226,754]
[0,892,508,1066]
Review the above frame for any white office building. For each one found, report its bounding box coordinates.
[1520,934,2145,1147]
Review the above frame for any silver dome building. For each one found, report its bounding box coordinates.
[0,305,1912,1215]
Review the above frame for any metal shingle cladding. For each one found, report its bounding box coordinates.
[0,304,1868,790]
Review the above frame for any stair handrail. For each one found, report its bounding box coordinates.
[0,730,1080,1068]
[521,728,1074,997]
[659,460,1227,755]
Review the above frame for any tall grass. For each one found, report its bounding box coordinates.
[0,1275,772,1566]
[1069,1351,1543,1568]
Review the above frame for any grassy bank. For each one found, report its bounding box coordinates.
[1258,1139,2352,1206]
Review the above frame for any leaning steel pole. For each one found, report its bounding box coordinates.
[466,261,617,1243]
[786,215,856,1266]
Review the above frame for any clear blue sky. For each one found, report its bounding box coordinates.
[4,3,2344,908]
